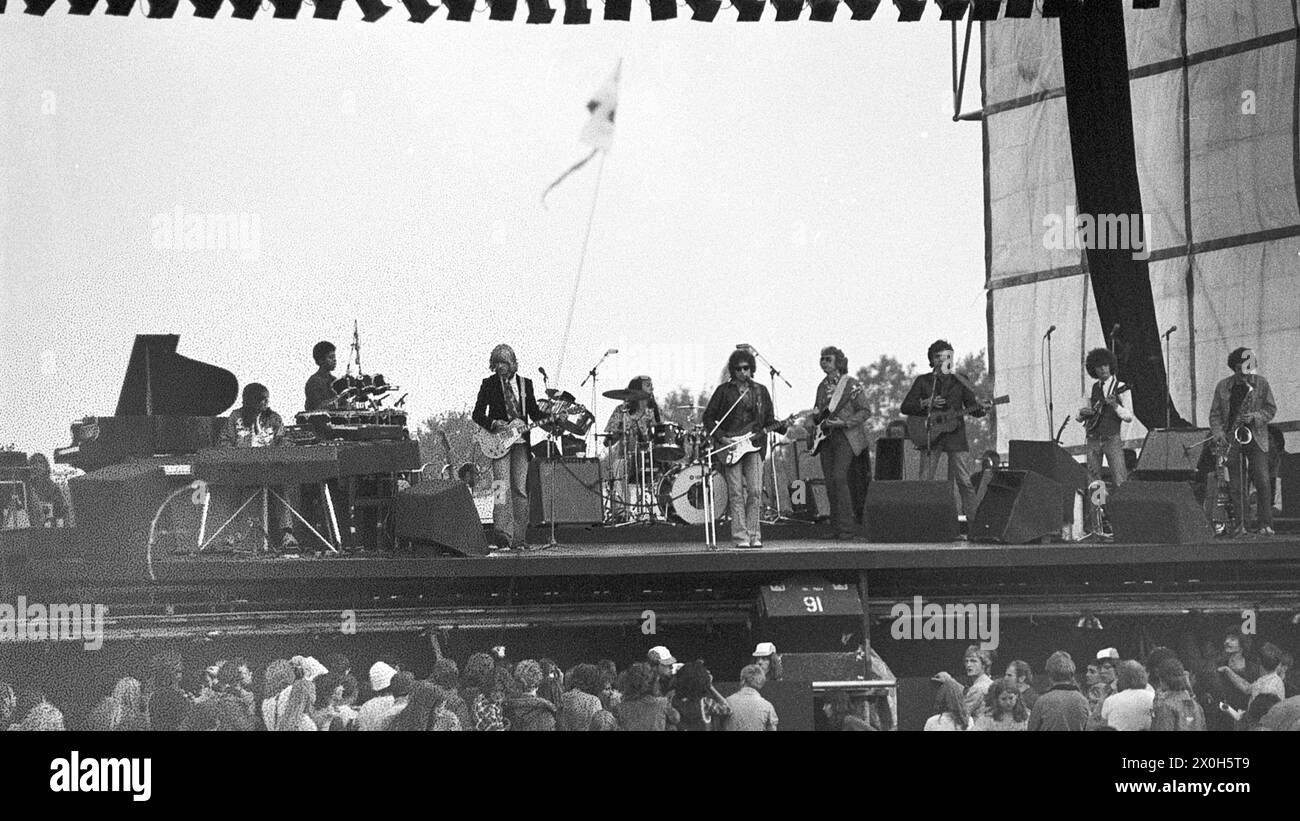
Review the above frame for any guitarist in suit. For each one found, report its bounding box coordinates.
[1076,347,1133,489]
[900,340,986,520]
[702,348,785,549]
[472,344,546,550]
[808,346,872,540]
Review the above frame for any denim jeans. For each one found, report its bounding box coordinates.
[919,449,976,518]
[491,443,531,545]
[819,429,858,535]
[724,450,763,545]
[1085,435,1128,486]
[1224,439,1273,528]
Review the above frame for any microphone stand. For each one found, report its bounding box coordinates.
[580,350,614,456]
[1044,327,1056,440]
[1161,327,1176,430]
[744,346,793,522]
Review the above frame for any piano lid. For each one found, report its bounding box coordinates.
[114,334,238,417]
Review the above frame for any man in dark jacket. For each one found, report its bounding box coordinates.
[1208,347,1277,535]
[472,344,546,550]
[1028,651,1090,731]
[702,348,784,549]
[901,340,986,519]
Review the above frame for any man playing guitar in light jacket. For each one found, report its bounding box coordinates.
[807,346,872,540]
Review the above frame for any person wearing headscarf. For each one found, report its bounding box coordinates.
[472,344,547,550]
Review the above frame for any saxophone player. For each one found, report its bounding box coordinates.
[1208,347,1276,536]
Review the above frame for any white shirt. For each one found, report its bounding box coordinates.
[923,713,974,731]
[356,691,395,732]
[1101,687,1154,731]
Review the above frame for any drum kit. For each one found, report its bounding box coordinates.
[601,387,724,528]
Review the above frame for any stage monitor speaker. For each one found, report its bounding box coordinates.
[1134,428,1210,475]
[969,469,1063,543]
[528,458,603,525]
[70,457,194,574]
[394,477,489,556]
[1008,439,1088,522]
[756,578,863,652]
[1107,480,1214,544]
[1281,452,1300,517]
[874,437,922,480]
[863,481,958,542]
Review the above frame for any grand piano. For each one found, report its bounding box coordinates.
[56,334,239,472]
[60,336,420,573]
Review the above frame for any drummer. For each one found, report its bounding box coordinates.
[603,376,662,450]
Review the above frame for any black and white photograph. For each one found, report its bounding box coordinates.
[1,0,1297,799]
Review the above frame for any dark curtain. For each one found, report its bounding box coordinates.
[1060,2,1189,429]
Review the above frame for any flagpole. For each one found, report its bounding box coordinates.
[555,149,608,386]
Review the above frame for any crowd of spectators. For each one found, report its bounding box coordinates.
[6,628,1294,731]
[923,631,1297,731]
[0,643,788,732]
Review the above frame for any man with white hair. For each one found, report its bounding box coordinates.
[724,664,778,731]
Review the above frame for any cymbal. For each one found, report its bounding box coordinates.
[603,388,651,402]
[675,404,706,410]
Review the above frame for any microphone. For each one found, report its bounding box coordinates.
[1043,325,1057,340]
[1163,325,1178,338]
[538,367,548,382]
[605,348,618,356]
[1111,323,1121,338]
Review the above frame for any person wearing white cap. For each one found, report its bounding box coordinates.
[357,661,399,731]
[648,646,677,696]
[1088,648,1120,723]
[752,642,782,681]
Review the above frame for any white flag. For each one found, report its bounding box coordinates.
[543,62,621,206]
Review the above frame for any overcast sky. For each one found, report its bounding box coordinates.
[1,12,986,455]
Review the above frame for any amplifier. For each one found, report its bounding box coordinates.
[528,458,604,525]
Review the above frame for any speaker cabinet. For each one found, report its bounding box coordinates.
[394,477,489,556]
[863,481,959,542]
[756,578,863,652]
[1107,480,1214,544]
[528,458,603,525]
[1134,428,1211,475]
[70,457,194,575]
[969,469,1063,543]
[1008,440,1089,522]
[1279,452,1300,517]
[874,438,922,480]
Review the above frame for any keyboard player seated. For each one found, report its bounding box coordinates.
[219,383,298,550]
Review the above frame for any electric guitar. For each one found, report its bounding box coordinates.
[713,416,797,466]
[474,419,548,460]
[807,383,865,457]
[906,395,1009,449]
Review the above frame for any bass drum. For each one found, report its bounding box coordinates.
[657,463,727,525]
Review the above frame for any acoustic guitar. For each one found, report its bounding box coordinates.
[906,395,1009,449]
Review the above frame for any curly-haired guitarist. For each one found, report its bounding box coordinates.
[1076,347,1133,488]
